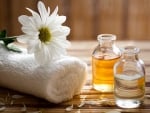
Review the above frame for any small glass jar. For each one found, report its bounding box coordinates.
[92,34,121,92]
[114,46,145,108]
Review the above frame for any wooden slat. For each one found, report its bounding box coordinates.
[0,0,9,32]
[69,0,94,40]
[0,0,38,36]
[95,0,124,40]
[1,0,150,40]
[127,0,150,40]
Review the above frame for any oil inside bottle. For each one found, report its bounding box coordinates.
[92,54,120,92]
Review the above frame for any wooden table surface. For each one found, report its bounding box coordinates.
[0,41,150,113]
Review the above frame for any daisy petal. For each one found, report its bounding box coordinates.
[34,44,52,65]
[52,38,71,48]
[46,42,67,61]
[26,8,39,17]
[55,16,66,25]
[46,6,58,26]
[61,26,70,36]
[38,1,48,23]
[18,15,30,26]
[17,35,30,43]
[51,26,70,37]
[48,7,50,15]
[50,6,58,18]
[26,8,42,26]
[48,16,66,28]
[19,16,38,31]
[27,39,40,54]
[22,27,39,36]
[17,35,39,44]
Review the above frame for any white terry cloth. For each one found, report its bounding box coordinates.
[0,44,87,103]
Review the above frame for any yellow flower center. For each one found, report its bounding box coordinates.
[39,27,51,43]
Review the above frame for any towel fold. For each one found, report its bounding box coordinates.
[0,44,87,103]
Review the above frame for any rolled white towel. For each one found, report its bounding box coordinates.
[0,44,87,103]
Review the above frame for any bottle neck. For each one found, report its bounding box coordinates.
[122,46,140,61]
[97,34,116,48]
[123,53,139,61]
[99,40,115,48]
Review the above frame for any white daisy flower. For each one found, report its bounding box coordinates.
[17,1,70,65]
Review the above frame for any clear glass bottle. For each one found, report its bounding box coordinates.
[114,46,145,108]
[92,34,121,92]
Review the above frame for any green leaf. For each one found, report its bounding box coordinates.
[3,37,16,46]
[0,30,16,46]
[7,43,22,53]
[0,30,7,38]
[0,29,19,53]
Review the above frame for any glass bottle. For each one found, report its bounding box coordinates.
[114,46,145,108]
[92,34,121,92]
